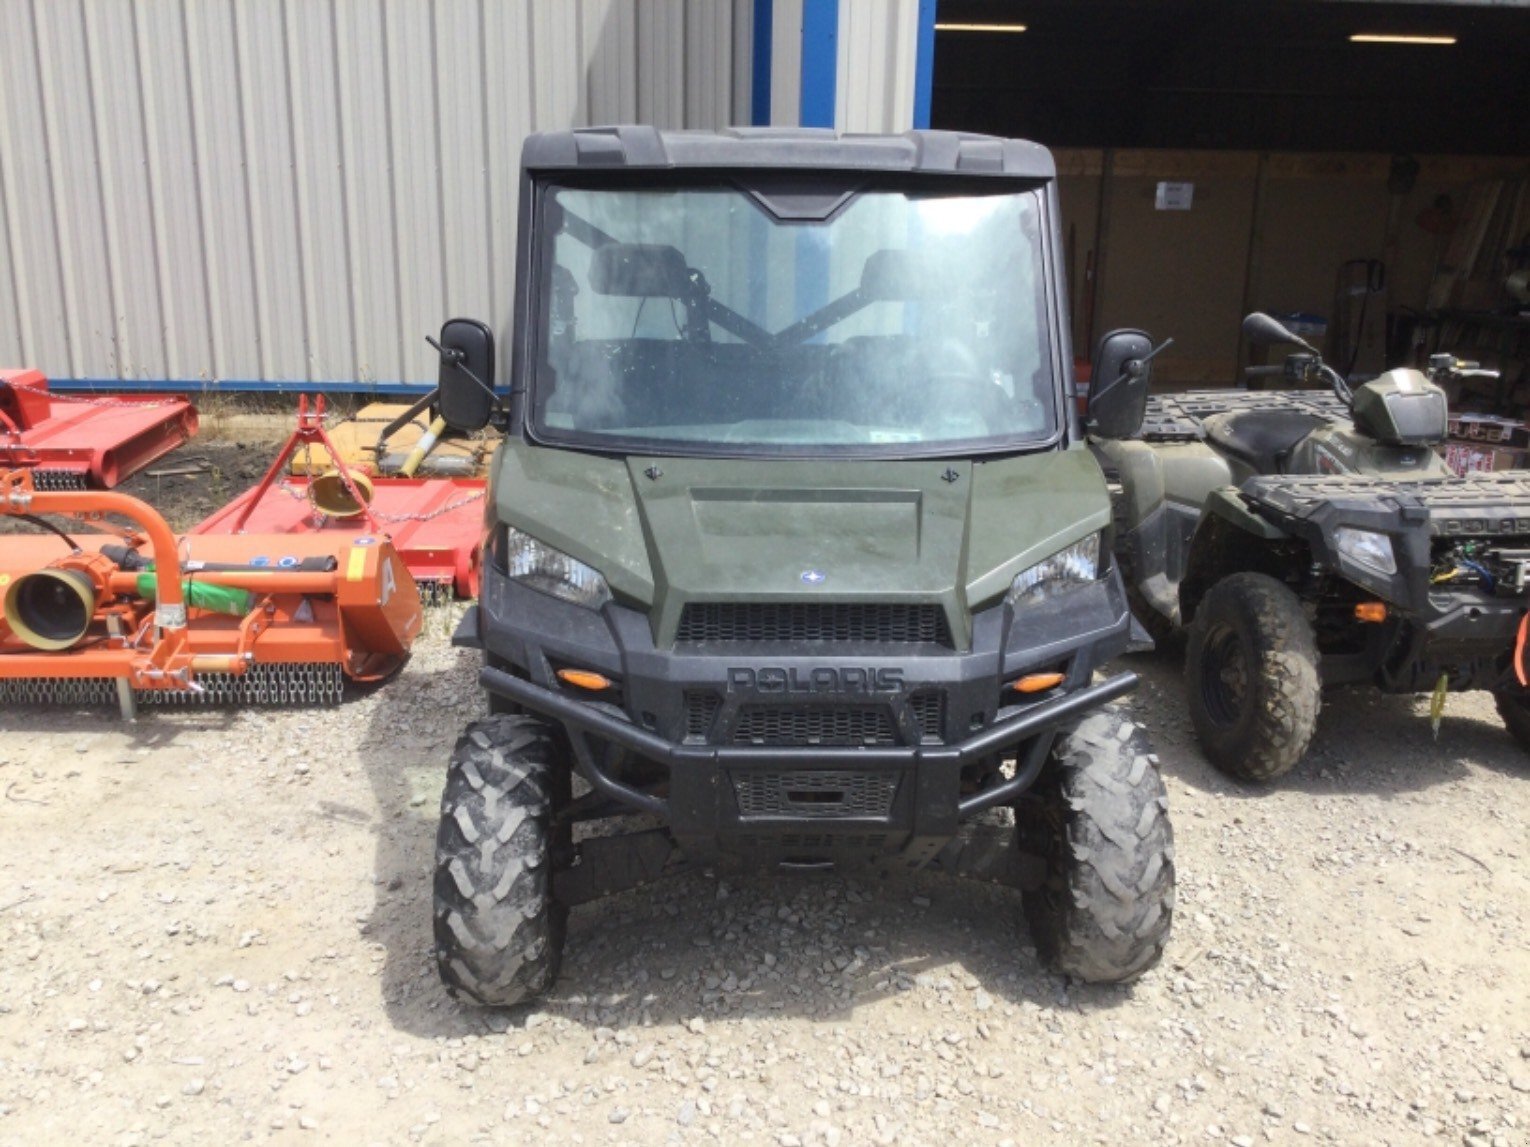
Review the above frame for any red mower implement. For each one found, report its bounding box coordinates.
[0,369,199,489]
[191,396,484,602]
[0,469,422,718]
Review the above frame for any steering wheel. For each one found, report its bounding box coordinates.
[922,339,1010,432]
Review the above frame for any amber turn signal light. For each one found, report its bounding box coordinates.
[556,668,614,691]
[1013,672,1066,694]
[1354,602,1388,623]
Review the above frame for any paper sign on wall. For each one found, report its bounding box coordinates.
[1155,181,1194,211]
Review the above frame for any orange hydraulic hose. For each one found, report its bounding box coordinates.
[11,487,186,624]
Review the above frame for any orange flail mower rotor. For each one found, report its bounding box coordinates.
[0,469,423,716]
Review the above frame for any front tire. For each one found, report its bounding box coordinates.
[1021,708,1175,984]
[1186,572,1320,782]
[434,716,567,1006]
[1494,688,1530,752]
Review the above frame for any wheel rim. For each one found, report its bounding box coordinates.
[1200,622,1250,728]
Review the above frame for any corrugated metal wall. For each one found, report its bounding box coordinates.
[836,0,921,134]
[0,0,753,388]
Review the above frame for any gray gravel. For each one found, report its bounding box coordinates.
[0,612,1527,1145]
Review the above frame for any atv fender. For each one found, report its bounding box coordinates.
[1178,487,1295,624]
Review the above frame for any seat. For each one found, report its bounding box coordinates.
[1202,409,1325,474]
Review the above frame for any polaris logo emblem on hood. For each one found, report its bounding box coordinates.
[727,667,905,695]
[800,569,827,585]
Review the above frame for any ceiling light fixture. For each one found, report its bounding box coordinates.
[935,22,1028,33]
[1349,33,1456,45]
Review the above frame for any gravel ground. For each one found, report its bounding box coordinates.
[1,621,1528,1146]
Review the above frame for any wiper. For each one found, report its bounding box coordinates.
[559,207,772,348]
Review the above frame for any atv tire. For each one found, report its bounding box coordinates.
[434,715,567,1007]
[1493,689,1530,753]
[1021,708,1175,984]
[1186,572,1319,782]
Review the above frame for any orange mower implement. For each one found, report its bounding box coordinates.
[191,395,485,602]
[0,369,199,489]
[0,469,422,717]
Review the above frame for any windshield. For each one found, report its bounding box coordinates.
[531,180,1058,456]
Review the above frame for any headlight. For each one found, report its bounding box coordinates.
[1334,527,1396,577]
[499,526,612,609]
[1007,534,1101,607]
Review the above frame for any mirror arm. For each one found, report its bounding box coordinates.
[1106,337,1174,389]
[1321,362,1354,407]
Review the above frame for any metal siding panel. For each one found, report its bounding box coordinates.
[637,0,671,126]
[335,0,405,383]
[484,0,537,341]
[532,0,583,130]
[771,0,802,126]
[34,0,118,378]
[286,0,356,383]
[136,0,215,381]
[85,2,168,379]
[728,0,752,127]
[385,0,447,385]
[235,0,308,379]
[185,0,262,382]
[435,0,493,319]
[0,146,20,365]
[839,0,916,133]
[0,0,67,370]
[2,0,749,388]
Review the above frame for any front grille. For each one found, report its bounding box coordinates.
[733,704,896,746]
[683,691,721,741]
[733,770,901,819]
[909,691,945,742]
[676,602,951,645]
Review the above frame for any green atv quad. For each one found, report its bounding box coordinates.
[424,126,1176,1007]
[1097,311,1530,782]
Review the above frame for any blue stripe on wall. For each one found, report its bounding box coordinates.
[47,378,437,397]
[913,0,938,130]
[799,0,839,129]
[751,0,774,126]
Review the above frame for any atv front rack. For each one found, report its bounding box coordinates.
[1241,471,1530,539]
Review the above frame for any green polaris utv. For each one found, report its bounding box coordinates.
[426,126,1175,1006]
[1096,311,1530,783]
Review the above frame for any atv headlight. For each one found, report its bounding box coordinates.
[498,526,612,609]
[1007,534,1101,608]
[1334,527,1396,577]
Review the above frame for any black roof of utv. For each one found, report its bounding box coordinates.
[521,126,1056,179]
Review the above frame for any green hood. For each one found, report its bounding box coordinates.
[494,443,1110,648]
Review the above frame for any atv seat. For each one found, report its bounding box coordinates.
[1203,409,1325,474]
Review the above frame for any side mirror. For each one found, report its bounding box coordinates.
[434,318,497,432]
[1242,311,1316,355]
[1086,329,1155,439]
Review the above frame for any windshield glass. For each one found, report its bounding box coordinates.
[532,180,1057,455]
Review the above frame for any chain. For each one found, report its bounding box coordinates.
[268,478,483,524]
[3,380,185,409]
[367,489,484,523]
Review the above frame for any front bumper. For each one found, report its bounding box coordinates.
[458,565,1135,863]
[481,662,1134,863]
